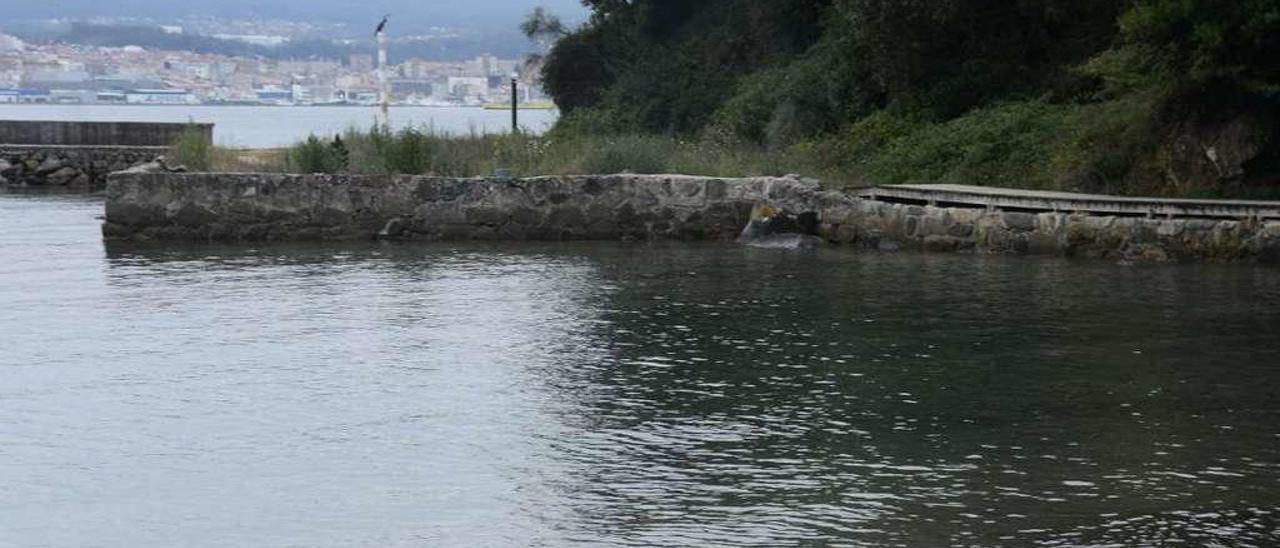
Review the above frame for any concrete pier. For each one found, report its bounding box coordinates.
[856,184,1280,221]
[102,173,1280,263]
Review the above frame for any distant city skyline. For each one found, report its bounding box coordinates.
[6,0,589,30]
[0,0,588,106]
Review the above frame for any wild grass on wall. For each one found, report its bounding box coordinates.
[276,124,824,182]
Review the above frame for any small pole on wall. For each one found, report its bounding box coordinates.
[375,15,391,127]
[510,72,519,133]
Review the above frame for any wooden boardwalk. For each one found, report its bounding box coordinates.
[854,184,1280,220]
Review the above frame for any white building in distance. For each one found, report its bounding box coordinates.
[0,34,24,53]
[125,89,198,105]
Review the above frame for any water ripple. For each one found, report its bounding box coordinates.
[1,195,1278,547]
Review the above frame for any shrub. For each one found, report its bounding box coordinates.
[287,135,347,174]
[167,125,212,171]
[383,128,431,175]
[577,136,676,174]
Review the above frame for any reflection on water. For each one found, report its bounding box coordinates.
[2,194,1279,547]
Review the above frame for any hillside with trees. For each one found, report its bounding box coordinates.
[537,0,1280,197]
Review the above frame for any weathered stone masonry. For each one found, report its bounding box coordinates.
[813,196,1280,263]
[1,145,168,189]
[103,172,1280,263]
[103,173,775,242]
[0,121,212,190]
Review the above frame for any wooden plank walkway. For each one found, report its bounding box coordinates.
[853,184,1280,220]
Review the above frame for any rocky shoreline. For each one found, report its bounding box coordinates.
[103,172,1280,264]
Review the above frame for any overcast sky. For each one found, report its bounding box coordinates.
[10,0,589,28]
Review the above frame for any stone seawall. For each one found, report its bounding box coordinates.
[0,121,212,147]
[810,196,1280,263]
[103,172,1280,263]
[1,145,168,190]
[103,173,807,241]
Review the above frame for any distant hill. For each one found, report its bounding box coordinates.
[48,23,542,62]
[7,0,587,31]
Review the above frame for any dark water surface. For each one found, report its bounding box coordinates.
[2,194,1278,547]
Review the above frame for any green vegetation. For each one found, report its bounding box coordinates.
[527,0,1280,197]
[224,1,1274,198]
[167,125,213,172]
[276,125,830,179]
[207,1,1275,199]
[168,126,290,173]
[287,135,348,174]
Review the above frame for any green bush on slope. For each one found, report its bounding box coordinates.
[531,0,1280,196]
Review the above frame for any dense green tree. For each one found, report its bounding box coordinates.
[541,0,831,132]
[541,25,621,113]
[836,0,1122,116]
[535,0,1278,193]
[1120,0,1280,84]
[543,0,1124,133]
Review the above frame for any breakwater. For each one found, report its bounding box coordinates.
[103,172,1280,263]
[0,121,212,147]
[0,121,209,190]
[1,145,168,189]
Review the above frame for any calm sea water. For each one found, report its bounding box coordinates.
[0,105,558,148]
[1,193,1278,547]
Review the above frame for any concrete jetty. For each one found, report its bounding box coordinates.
[857,184,1280,221]
[102,172,1280,263]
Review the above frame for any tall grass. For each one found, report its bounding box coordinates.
[166,124,290,173]
[216,148,288,173]
[273,124,832,182]
[166,124,213,171]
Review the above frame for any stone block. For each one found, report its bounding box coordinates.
[948,208,982,224]
[946,222,975,238]
[920,212,950,237]
[904,215,921,237]
[1157,221,1184,237]
[546,205,587,229]
[45,166,82,186]
[1002,211,1037,232]
[831,223,862,244]
[466,206,510,226]
[36,156,65,174]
